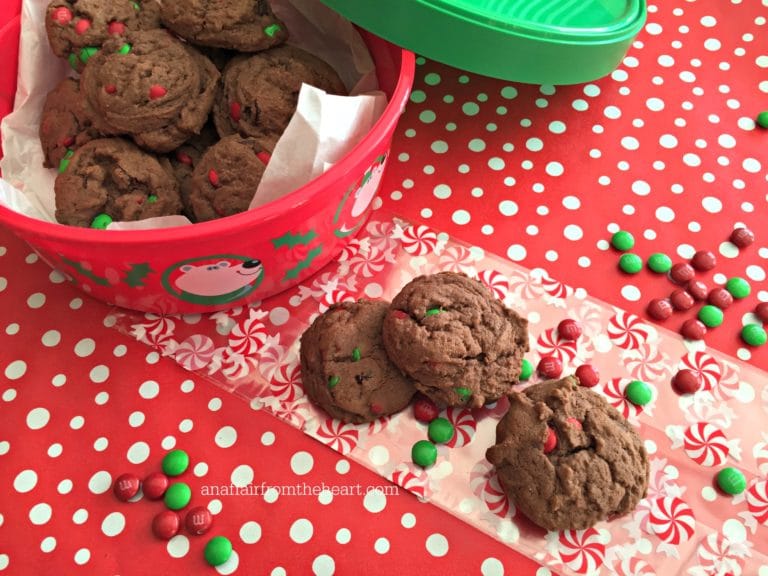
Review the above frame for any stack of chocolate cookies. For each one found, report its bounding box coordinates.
[41,0,346,228]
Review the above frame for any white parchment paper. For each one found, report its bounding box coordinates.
[0,0,387,229]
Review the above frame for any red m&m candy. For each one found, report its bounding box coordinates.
[671,369,701,395]
[208,169,220,187]
[543,427,557,453]
[537,356,563,379]
[143,472,170,500]
[51,7,73,25]
[108,21,126,35]
[152,510,181,540]
[557,319,582,341]
[74,18,91,35]
[113,473,140,501]
[229,101,242,123]
[413,395,440,423]
[149,84,167,100]
[185,506,213,536]
[575,364,599,388]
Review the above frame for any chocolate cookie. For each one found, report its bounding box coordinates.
[486,377,649,531]
[80,30,219,153]
[300,300,417,423]
[45,0,158,72]
[168,122,220,220]
[382,272,529,408]
[213,45,347,148]
[185,135,270,222]
[39,78,112,168]
[159,0,288,52]
[54,138,182,227]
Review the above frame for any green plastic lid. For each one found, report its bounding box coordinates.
[320,0,647,85]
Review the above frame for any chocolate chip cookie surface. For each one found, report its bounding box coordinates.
[300,300,416,424]
[185,135,269,222]
[382,272,529,408]
[54,138,182,227]
[159,0,288,52]
[45,0,158,72]
[80,30,219,153]
[212,45,346,148]
[486,376,649,531]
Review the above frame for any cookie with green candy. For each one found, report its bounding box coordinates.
[299,300,416,423]
[382,272,529,408]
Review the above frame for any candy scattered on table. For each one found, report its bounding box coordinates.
[708,288,733,310]
[698,305,724,328]
[556,318,582,341]
[669,289,694,311]
[741,324,767,347]
[411,440,437,468]
[611,230,635,251]
[647,252,672,274]
[646,298,673,320]
[669,263,695,285]
[185,506,213,536]
[427,417,455,444]
[204,536,233,567]
[519,358,533,380]
[624,380,652,406]
[757,111,768,129]
[725,277,750,299]
[686,280,708,301]
[618,253,642,274]
[113,473,140,502]
[543,427,557,454]
[716,467,747,495]
[671,369,701,395]
[537,356,563,379]
[690,250,716,271]
[142,472,169,500]
[152,510,181,540]
[161,449,190,477]
[680,318,707,340]
[575,364,599,388]
[164,482,192,511]
[729,227,755,248]
[413,396,440,423]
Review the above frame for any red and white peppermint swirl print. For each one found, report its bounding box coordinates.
[607,311,652,350]
[601,378,644,422]
[394,223,440,256]
[610,556,658,576]
[536,327,578,365]
[318,288,356,314]
[312,418,360,455]
[442,407,476,448]
[469,460,510,519]
[693,532,747,576]
[173,334,215,371]
[437,245,477,275]
[477,269,509,301]
[390,463,430,501]
[269,358,303,403]
[623,342,669,383]
[227,309,268,355]
[557,528,607,575]
[539,272,574,300]
[507,269,546,300]
[746,479,768,526]
[683,423,730,467]
[646,497,696,545]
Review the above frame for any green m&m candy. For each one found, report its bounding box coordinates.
[58,149,75,174]
[741,323,767,347]
[204,536,233,567]
[611,230,635,251]
[79,46,98,63]
[428,417,454,444]
[698,305,724,328]
[756,111,768,129]
[716,467,746,495]
[264,23,282,37]
[624,380,652,406]
[162,449,189,476]
[725,277,750,299]
[455,386,471,402]
[164,482,191,510]
[411,440,437,468]
[90,213,113,229]
[519,358,533,381]
[619,253,643,274]
[647,253,672,274]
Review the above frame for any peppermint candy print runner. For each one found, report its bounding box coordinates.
[111,214,768,575]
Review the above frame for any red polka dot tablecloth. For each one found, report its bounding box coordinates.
[2,1,768,575]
